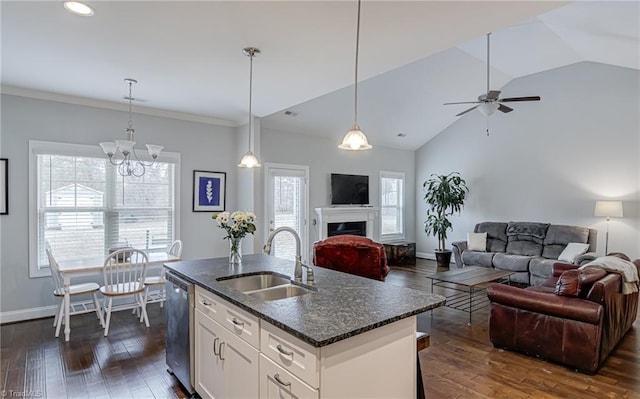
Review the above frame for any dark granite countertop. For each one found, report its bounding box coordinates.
[165,254,445,347]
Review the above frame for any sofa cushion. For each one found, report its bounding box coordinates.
[529,257,557,282]
[506,222,549,244]
[542,225,590,259]
[461,251,495,268]
[475,222,508,252]
[506,240,543,256]
[493,253,531,272]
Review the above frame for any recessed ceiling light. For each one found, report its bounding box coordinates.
[63,1,94,16]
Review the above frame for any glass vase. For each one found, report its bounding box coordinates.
[228,236,242,264]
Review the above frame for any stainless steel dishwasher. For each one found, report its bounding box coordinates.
[165,271,194,395]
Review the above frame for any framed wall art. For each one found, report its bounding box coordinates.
[192,170,226,212]
[0,159,7,215]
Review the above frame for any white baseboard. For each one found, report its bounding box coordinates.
[0,304,58,324]
[416,251,435,260]
[416,251,459,266]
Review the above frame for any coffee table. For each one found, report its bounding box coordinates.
[426,266,514,324]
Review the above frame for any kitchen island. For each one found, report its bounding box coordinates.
[165,254,445,399]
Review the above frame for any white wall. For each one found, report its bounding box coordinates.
[0,94,239,315]
[261,127,416,256]
[415,62,640,260]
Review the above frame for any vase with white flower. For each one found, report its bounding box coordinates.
[212,210,257,264]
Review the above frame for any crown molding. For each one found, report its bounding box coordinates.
[1,85,237,127]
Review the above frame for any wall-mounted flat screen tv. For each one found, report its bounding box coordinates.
[330,173,369,205]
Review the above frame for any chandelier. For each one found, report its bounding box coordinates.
[99,78,163,177]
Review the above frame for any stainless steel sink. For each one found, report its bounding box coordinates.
[248,284,313,301]
[217,273,290,292]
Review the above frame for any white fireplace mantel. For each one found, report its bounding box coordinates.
[315,207,379,241]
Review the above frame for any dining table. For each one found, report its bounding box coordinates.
[57,251,181,341]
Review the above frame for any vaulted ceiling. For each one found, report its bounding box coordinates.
[2,1,638,150]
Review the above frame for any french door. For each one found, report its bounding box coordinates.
[264,163,309,263]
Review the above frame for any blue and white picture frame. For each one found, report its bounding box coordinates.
[193,170,226,212]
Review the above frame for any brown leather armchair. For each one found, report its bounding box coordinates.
[486,259,639,374]
[313,235,390,281]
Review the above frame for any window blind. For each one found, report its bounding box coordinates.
[30,141,177,275]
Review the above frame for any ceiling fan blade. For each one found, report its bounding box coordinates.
[498,103,513,113]
[456,105,479,117]
[444,101,481,105]
[500,96,541,102]
[487,90,501,100]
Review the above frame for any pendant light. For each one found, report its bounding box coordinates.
[238,47,262,168]
[339,0,372,151]
[99,78,163,177]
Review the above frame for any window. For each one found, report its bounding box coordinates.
[29,141,180,277]
[380,171,404,241]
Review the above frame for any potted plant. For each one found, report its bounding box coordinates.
[423,172,469,268]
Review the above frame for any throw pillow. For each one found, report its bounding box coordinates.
[558,242,590,263]
[467,232,487,252]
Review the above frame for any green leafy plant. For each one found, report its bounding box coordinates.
[423,172,469,251]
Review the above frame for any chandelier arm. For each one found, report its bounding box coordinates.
[130,149,157,167]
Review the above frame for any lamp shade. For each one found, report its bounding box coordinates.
[238,151,261,168]
[338,125,372,150]
[594,200,623,218]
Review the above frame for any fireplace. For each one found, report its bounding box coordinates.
[315,207,379,241]
[328,221,366,237]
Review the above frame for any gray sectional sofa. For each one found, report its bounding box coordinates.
[451,222,597,285]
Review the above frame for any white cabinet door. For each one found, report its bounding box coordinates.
[219,326,259,399]
[260,354,318,399]
[195,309,225,399]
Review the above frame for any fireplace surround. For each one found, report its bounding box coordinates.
[315,207,379,241]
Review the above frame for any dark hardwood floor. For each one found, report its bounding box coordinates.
[1,259,638,398]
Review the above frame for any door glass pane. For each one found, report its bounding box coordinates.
[272,175,302,261]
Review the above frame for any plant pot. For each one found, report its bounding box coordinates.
[434,250,452,269]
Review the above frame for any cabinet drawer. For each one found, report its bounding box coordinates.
[259,354,318,399]
[218,297,260,349]
[195,286,222,320]
[194,286,260,349]
[261,321,319,388]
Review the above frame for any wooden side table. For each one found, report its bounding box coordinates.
[383,241,416,266]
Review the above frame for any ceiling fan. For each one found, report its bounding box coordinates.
[444,32,540,117]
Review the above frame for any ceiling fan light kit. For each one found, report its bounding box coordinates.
[339,0,372,151]
[444,32,541,130]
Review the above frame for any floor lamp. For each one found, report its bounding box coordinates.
[594,200,623,255]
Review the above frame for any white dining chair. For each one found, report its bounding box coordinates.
[100,248,149,336]
[47,249,105,339]
[141,240,183,309]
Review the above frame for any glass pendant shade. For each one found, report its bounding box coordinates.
[146,144,164,158]
[339,124,372,150]
[478,102,499,116]
[238,151,261,168]
[115,140,135,155]
[99,142,118,156]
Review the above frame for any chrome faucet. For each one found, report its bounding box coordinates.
[263,226,314,284]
